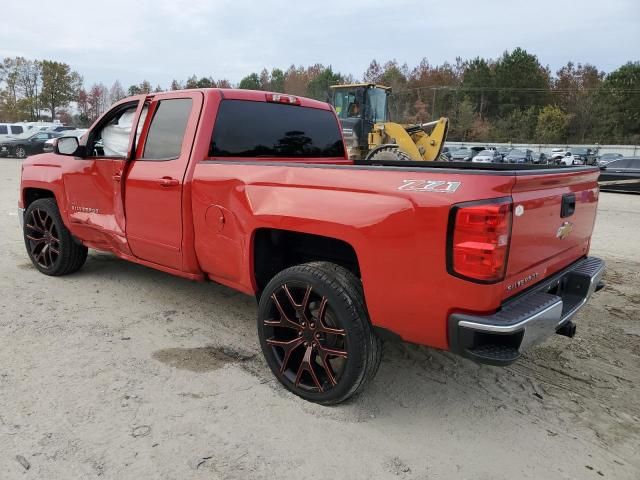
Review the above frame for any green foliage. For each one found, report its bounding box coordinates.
[305,66,341,101]
[494,48,550,116]
[239,73,261,90]
[536,105,571,143]
[40,60,81,120]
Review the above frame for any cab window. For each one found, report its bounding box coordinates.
[88,102,147,158]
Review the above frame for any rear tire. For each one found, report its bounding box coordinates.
[257,262,381,404]
[24,198,88,276]
[367,146,414,162]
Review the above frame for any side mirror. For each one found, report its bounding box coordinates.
[55,136,81,156]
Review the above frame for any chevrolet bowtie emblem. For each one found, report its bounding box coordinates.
[556,221,574,240]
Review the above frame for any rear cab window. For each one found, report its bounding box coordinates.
[209,100,344,159]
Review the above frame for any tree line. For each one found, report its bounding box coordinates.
[1,48,638,144]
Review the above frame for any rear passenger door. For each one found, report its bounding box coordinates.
[124,91,203,270]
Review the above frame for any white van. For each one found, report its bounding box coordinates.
[0,123,26,141]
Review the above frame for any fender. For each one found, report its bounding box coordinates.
[20,159,72,230]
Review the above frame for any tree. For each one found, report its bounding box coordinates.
[270,68,285,92]
[363,60,383,83]
[462,57,495,118]
[239,73,261,90]
[536,105,571,143]
[494,48,550,116]
[454,98,475,140]
[195,77,214,88]
[170,79,182,90]
[596,62,640,143]
[554,62,603,142]
[40,60,81,120]
[109,80,126,103]
[306,65,342,101]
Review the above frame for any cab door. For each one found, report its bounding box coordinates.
[123,91,203,270]
[62,99,144,253]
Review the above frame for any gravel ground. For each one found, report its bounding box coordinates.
[1,157,638,479]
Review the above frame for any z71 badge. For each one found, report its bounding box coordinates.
[398,179,461,193]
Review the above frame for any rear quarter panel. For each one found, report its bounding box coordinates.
[191,162,516,349]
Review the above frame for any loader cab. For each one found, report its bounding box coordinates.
[330,84,391,159]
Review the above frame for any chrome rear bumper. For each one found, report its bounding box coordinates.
[448,257,605,365]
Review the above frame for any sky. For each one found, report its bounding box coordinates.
[1,0,638,89]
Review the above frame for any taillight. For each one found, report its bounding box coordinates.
[447,199,512,283]
[265,93,301,105]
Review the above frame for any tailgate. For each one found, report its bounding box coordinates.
[502,167,600,299]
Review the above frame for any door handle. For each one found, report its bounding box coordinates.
[113,173,122,182]
[159,177,180,187]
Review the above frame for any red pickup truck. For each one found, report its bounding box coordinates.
[19,89,605,404]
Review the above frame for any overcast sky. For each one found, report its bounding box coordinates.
[2,0,638,88]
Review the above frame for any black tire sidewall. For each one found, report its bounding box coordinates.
[23,198,86,276]
[257,265,370,404]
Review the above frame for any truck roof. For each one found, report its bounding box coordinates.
[117,88,333,111]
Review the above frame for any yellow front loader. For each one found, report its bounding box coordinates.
[329,83,449,162]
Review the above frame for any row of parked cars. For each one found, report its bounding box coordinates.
[442,144,639,193]
[442,145,604,166]
[0,122,86,159]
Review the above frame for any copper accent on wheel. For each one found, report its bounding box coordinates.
[263,283,348,393]
[25,208,60,269]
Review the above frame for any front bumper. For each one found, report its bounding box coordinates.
[448,256,605,366]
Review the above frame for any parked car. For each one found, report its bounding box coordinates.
[19,88,604,404]
[471,149,503,163]
[42,129,87,153]
[598,157,640,193]
[450,147,471,161]
[0,131,62,158]
[550,148,568,161]
[0,123,26,141]
[597,153,624,166]
[533,152,548,164]
[47,125,78,133]
[497,146,512,159]
[504,149,534,164]
[570,147,597,165]
[440,146,452,161]
[554,151,583,166]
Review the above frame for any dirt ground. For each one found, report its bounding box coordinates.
[1,157,638,480]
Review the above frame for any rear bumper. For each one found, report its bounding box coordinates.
[448,256,605,366]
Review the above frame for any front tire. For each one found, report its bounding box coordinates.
[14,146,27,159]
[257,262,381,404]
[24,198,88,276]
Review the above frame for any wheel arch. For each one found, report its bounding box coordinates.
[252,228,361,298]
[23,187,56,209]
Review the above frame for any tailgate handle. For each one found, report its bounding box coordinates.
[561,193,576,218]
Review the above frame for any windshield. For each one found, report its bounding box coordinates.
[366,87,387,122]
[508,149,525,156]
[572,148,587,154]
[477,150,493,156]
